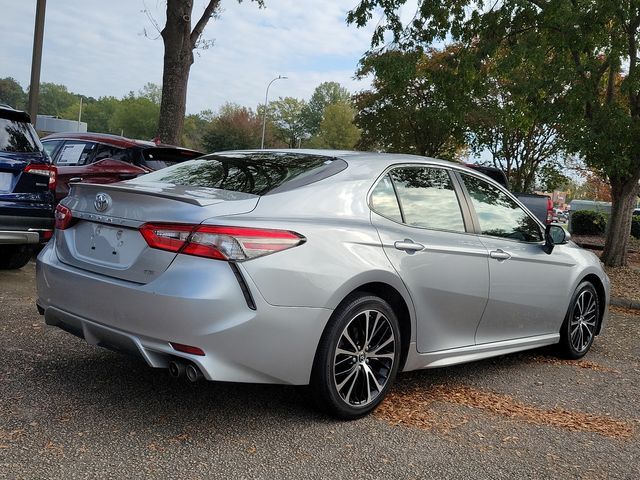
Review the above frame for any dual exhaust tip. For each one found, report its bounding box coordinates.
[168,359,203,383]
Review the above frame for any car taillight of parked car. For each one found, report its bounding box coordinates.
[546,197,554,224]
[54,204,73,230]
[139,223,305,261]
[24,164,57,191]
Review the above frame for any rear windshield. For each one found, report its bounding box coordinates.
[129,152,346,195]
[0,118,41,153]
[141,147,202,170]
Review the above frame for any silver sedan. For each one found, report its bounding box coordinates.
[36,150,609,418]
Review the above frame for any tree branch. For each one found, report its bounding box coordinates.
[191,0,221,47]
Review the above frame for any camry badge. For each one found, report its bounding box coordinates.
[94,193,112,212]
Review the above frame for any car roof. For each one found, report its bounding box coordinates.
[41,132,157,149]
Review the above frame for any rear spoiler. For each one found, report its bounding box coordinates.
[0,107,31,123]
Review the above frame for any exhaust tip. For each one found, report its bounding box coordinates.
[168,360,185,378]
[185,363,203,383]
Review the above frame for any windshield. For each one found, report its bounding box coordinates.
[0,118,41,153]
[129,152,345,195]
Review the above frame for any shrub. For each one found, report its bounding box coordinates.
[570,210,607,235]
[631,215,640,239]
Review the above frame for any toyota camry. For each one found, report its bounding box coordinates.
[36,150,609,418]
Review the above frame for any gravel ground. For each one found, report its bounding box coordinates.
[1,262,639,479]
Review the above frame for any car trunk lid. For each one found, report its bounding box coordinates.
[55,182,259,283]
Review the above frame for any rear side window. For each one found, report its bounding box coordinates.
[390,167,466,232]
[56,141,97,166]
[370,174,402,222]
[141,147,202,170]
[130,152,346,195]
[0,118,40,153]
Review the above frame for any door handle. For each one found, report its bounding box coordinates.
[118,173,138,180]
[68,177,83,183]
[394,239,425,253]
[489,249,511,261]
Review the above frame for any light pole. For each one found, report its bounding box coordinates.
[260,75,287,149]
[28,0,47,125]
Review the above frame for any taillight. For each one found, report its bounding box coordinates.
[54,204,73,230]
[139,223,305,261]
[24,164,57,191]
[546,197,554,224]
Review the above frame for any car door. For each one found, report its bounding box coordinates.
[370,165,490,353]
[457,172,576,344]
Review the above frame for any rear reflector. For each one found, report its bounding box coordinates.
[54,204,73,230]
[140,223,305,261]
[170,342,205,356]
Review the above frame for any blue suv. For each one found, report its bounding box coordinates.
[0,105,55,269]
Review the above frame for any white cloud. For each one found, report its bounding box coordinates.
[0,0,377,114]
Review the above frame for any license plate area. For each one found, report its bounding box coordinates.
[0,172,14,193]
[73,221,146,268]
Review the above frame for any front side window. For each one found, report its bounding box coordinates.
[389,166,466,232]
[462,173,542,242]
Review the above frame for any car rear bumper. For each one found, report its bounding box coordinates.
[36,241,332,385]
[0,213,54,244]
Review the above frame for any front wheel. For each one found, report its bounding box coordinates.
[311,294,401,419]
[558,281,600,359]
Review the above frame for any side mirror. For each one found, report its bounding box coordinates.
[543,224,569,254]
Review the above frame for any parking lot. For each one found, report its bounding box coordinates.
[1,262,638,479]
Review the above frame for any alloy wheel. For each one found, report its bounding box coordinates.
[332,309,395,407]
[570,289,598,353]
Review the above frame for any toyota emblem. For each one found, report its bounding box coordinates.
[94,193,112,212]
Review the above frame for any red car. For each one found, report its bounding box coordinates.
[41,132,203,201]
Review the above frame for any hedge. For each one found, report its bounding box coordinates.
[571,210,607,235]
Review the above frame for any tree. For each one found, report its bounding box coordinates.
[353,49,468,160]
[201,103,264,151]
[308,102,361,149]
[468,47,566,193]
[156,0,263,145]
[38,83,78,117]
[0,77,26,110]
[109,91,160,139]
[302,82,352,136]
[182,109,215,151]
[348,0,640,266]
[268,97,307,148]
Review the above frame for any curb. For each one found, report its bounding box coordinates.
[610,297,640,310]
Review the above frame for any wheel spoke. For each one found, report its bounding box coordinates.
[365,364,383,392]
[367,352,395,360]
[336,365,358,391]
[342,330,359,352]
[370,336,393,355]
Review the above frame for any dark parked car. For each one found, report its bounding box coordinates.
[41,132,203,201]
[0,105,55,269]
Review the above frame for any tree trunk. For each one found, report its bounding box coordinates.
[157,0,195,145]
[600,173,640,267]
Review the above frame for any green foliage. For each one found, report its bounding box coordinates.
[0,77,26,109]
[302,82,352,136]
[631,216,640,240]
[268,97,308,148]
[201,103,264,152]
[307,102,361,150]
[353,48,468,159]
[571,210,607,236]
[109,92,160,140]
[38,83,78,117]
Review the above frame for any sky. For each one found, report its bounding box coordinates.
[0,0,395,114]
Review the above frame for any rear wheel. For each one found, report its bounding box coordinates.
[558,281,599,359]
[0,245,33,270]
[311,294,401,419]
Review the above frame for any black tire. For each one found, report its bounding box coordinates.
[0,245,34,270]
[558,281,600,359]
[310,294,401,419]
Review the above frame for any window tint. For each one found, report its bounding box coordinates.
[462,174,542,242]
[390,167,465,232]
[370,174,402,222]
[56,141,96,166]
[0,118,40,153]
[42,140,62,158]
[130,152,343,195]
[93,144,122,162]
[141,147,202,170]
